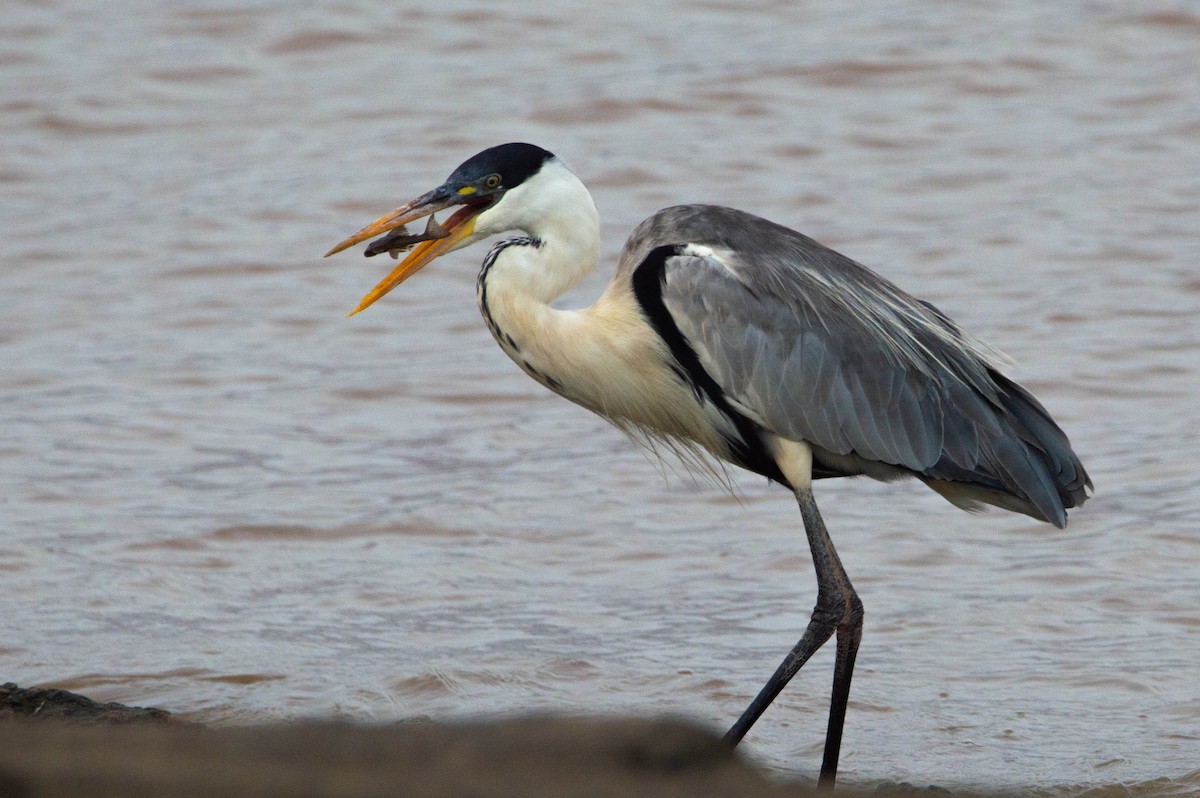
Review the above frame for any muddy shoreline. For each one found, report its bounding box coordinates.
[1,682,958,797]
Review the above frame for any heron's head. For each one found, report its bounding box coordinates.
[325,142,558,315]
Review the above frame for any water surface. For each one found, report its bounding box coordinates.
[3,1,1199,793]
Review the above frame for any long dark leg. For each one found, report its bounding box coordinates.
[723,487,864,789]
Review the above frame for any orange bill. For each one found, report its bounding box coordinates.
[346,203,487,316]
[324,184,496,316]
[324,186,459,258]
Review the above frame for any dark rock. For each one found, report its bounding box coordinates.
[0,682,185,725]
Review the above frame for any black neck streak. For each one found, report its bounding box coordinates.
[477,237,564,392]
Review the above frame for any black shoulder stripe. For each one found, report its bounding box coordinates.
[630,245,786,485]
[631,246,715,403]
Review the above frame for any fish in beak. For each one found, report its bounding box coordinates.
[362,215,451,259]
[324,184,495,316]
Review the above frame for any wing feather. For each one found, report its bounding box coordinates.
[619,205,1091,524]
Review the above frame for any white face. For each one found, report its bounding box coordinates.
[454,157,581,247]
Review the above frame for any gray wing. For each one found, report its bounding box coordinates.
[622,205,1090,525]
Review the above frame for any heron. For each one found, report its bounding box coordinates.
[325,142,1092,787]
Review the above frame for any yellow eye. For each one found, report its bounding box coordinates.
[484,174,501,189]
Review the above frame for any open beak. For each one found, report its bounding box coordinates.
[324,185,493,316]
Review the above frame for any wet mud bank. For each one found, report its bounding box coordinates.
[0,682,956,798]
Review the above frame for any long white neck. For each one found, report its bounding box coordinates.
[473,159,601,303]
[470,161,726,456]
[473,162,601,396]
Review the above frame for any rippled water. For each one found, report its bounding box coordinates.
[3,1,1199,793]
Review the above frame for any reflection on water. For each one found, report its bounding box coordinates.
[3,1,1199,794]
